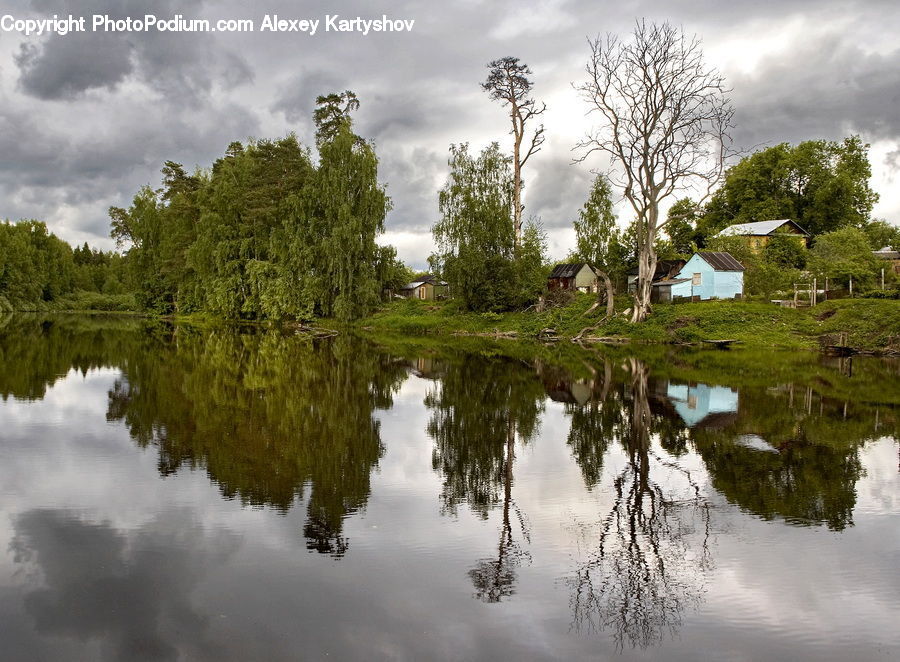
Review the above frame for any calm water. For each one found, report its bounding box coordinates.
[0,315,898,661]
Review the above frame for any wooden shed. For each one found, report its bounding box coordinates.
[399,275,448,301]
[547,263,598,293]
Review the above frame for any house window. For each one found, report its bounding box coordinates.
[692,273,702,286]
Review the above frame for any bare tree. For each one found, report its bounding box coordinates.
[483,57,547,247]
[576,21,734,322]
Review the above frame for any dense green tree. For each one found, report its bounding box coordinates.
[863,219,900,250]
[763,232,807,269]
[0,220,76,309]
[304,119,392,320]
[109,91,393,322]
[573,174,618,269]
[514,220,549,308]
[663,198,700,255]
[698,136,879,239]
[432,143,518,312]
[807,226,883,290]
[189,135,314,318]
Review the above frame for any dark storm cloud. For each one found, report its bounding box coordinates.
[1,0,898,249]
[271,69,346,125]
[15,33,133,99]
[0,97,259,240]
[14,0,250,101]
[732,36,900,149]
[523,152,595,229]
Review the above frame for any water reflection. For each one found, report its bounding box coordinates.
[104,329,408,556]
[564,358,713,649]
[425,354,545,601]
[1,317,897,658]
[10,509,238,660]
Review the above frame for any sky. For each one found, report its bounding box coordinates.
[1,0,899,268]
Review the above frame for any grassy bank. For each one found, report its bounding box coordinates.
[1,291,139,314]
[357,296,900,354]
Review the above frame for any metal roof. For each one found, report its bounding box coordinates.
[400,274,447,290]
[716,219,809,237]
[695,251,745,271]
[874,246,900,259]
[548,263,592,279]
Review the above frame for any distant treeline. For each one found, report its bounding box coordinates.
[108,92,405,321]
[0,220,129,312]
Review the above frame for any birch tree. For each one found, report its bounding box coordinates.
[482,57,546,247]
[577,21,734,322]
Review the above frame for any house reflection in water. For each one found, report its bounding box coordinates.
[664,382,739,429]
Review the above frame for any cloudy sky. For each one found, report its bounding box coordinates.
[1,0,899,267]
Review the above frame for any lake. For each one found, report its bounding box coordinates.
[1,315,897,661]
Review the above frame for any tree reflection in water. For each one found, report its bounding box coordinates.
[425,355,545,602]
[105,329,408,557]
[567,358,713,650]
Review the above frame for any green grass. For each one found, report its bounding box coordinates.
[2,291,139,313]
[357,296,900,354]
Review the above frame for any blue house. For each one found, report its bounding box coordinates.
[660,251,744,301]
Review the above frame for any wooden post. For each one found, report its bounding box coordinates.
[882,268,885,290]
[849,276,853,297]
[825,276,829,300]
[812,277,817,306]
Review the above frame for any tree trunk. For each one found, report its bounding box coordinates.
[512,112,523,248]
[631,204,659,323]
[631,243,657,322]
[596,268,615,319]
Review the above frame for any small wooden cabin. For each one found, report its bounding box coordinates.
[399,275,448,301]
[547,263,598,293]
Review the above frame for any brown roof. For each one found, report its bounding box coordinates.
[697,251,744,272]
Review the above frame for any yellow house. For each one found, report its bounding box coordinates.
[715,219,809,252]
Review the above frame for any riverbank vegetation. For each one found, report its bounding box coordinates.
[357,296,900,353]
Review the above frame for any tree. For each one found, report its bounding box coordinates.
[110,92,393,322]
[808,227,882,290]
[697,137,879,240]
[573,174,617,270]
[664,198,700,255]
[432,142,518,312]
[863,219,900,250]
[577,20,734,322]
[482,57,546,248]
[570,174,618,322]
[313,90,360,145]
[515,220,549,308]
[307,120,392,321]
[764,232,807,269]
